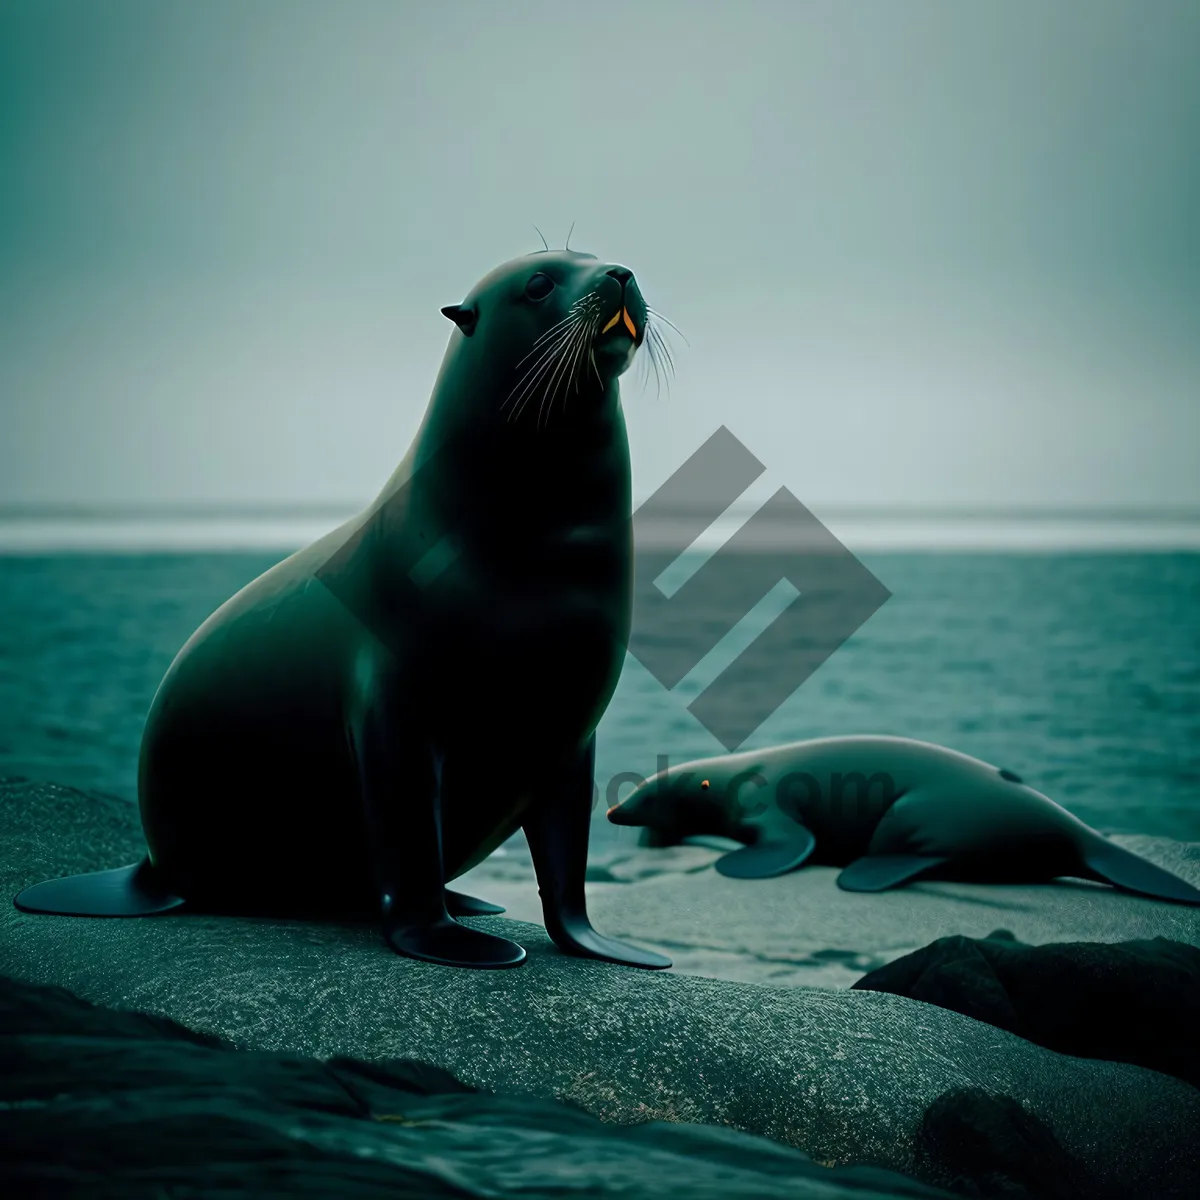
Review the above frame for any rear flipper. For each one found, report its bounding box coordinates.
[1081,839,1200,906]
[13,858,186,917]
[837,854,950,892]
[444,889,506,917]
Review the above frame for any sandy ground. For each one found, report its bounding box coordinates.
[457,833,1200,988]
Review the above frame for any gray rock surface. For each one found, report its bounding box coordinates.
[2,973,953,1200]
[3,777,1199,1196]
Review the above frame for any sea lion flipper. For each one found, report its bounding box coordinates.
[444,889,506,917]
[13,858,185,917]
[353,675,526,969]
[1080,839,1200,906]
[713,827,817,879]
[383,919,526,969]
[524,736,672,970]
[836,854,949,892]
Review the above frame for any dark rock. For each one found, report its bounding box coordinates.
[853,929,1200,1088]
[0,972,949,1199]
[915,1088,1108,1199]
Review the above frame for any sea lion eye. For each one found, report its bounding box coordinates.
[525,272,555,301]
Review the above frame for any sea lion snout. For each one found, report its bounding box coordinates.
[606,798,637,825]
[606,774,662,826]
[596,263,645,344]
[608,772,733,839]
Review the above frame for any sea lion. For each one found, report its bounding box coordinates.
[607,735,1200,904]
[15,248,673,972]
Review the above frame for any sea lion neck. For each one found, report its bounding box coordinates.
[414,396,632,544]
[422,339,623,443]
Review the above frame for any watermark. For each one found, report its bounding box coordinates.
[594,754,899,825]
[314,424,890,753]
[628,427,891,750]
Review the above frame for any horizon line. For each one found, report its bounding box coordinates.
[3,512,1200,555]
[3,501,1200,523]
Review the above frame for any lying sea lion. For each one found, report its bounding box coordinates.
[607,735,1200,903]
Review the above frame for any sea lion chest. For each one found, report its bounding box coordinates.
[390,421,633,752]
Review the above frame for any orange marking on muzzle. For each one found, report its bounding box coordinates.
[601,308,639,338]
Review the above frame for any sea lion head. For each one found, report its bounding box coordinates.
[438,249,651,427]
[608,759,766,842]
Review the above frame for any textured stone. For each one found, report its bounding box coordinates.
[2,972,951,1199]
[2,778,1198,1196]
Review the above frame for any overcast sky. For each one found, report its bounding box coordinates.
[1,1,1197,511]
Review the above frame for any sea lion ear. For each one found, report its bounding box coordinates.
[440,304,477,336]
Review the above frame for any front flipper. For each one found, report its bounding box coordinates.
[13,858,185,917]
[523,736,672,970]
[713,826,816,879]
[352,654,525,969]
[1081,839,1200,906]
[383,911,526,968]
[444,889,506,917]
[836,854,949,892]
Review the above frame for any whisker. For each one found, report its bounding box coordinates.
[559,319,589,403]
[519,289,602,362]
[536,295,603,425]
[521,311,585,362]
[505,321,583,417]
[504,289,608,426]
[505,333,576,414]
[644,335,664,400]
[563,312,598,410]
[635,338,649,391]
[646,307,689,345]
[507,326,581,421]
[648,321,677,379]
[512,312,593,424]
[538,318,587,430]
[645,331,665,399]
[556,312,598,418]
[645,323,674,397]
[514,320,579,375]
[510,299,600,391]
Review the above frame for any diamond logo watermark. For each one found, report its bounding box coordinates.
[628,427,891,750]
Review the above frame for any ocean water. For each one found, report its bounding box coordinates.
[0,550,1197,845]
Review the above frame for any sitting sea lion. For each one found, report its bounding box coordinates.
[607,735,1200,904]
[16,247,674,971]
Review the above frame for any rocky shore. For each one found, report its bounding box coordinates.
[3,777,1198,1197]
